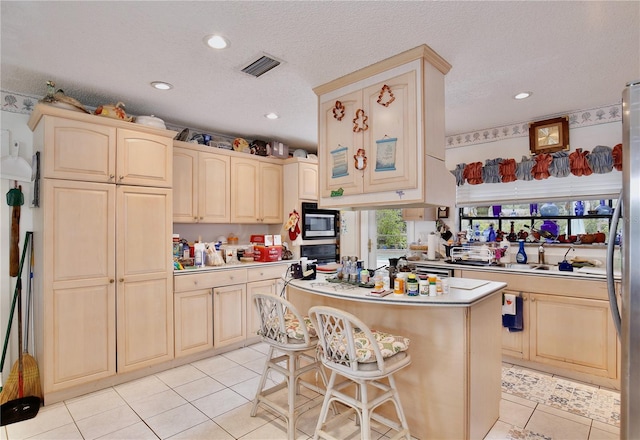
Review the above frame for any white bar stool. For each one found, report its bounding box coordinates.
[309,305,411,440]
[251,294,330,440]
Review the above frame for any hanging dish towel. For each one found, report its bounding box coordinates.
[502,293,516,315]
[502,295,523,332]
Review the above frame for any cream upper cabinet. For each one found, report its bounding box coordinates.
[231,157,283,224]
[29,105,174,187]
[173,146,230,223]
[116,185,174,373]
[314,45,454,210]
[41,179,117,392]
[298,162,318,201]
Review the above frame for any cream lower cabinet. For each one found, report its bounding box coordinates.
[500,290,530,360]
[230,157,283,224]
[38,181,174,393]
[174,288,213,357]
[246,264,287,343]
[529,293,617,379]
[213,284,247,348]
[173,147,230,223]
[461,269,618,388]
[116,186,174,373]
[41,180,117,393]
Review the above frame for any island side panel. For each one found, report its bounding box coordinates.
[288,285,471,440]
[469,292,503,440]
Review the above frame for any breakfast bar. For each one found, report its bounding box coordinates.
[287,275,507,440]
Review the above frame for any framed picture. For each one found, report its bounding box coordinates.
[437,206,449,219]
[529,116,569,154]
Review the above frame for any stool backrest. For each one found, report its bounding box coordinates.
[309,306,386,374]
[254,293,314,348]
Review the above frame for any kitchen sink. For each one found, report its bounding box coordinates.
[497,263,558,271]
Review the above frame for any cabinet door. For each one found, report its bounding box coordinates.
[401,207,436,221]
[117,128,172,188]
[362,71,417,193]
[213,284,246,348]
[117,186,174,373]
[501,292,529,360]
[246,279,278,342]
[259,163,283,224]
[529,294,617,378]
[43,116,116,183]
[199,152,230,223]
[230,157,259,223]
[298,162,318,201]
[318,89,363,198]
[173,147,198,223]
[43,179,116,392]
[175,289,213,357]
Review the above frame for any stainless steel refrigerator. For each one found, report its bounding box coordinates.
[607,80,640,439]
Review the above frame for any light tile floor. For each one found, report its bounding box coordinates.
[0,344,620,440]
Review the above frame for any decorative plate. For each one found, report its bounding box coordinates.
[233,138,249,152]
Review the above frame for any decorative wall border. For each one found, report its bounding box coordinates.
[2,89,622,149]
[445,103,622,148]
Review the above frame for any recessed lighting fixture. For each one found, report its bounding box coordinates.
[151,81,173,90]
[514,91,532,100]
[265,113,279,120]
[204,34,229,49]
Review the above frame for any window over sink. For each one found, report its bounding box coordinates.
[459,199,621,244]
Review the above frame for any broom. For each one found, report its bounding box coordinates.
[22,235,42,400]
[0,232,42,404]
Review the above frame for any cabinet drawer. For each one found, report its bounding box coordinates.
[247,264,289,282]
[174,269,247,292]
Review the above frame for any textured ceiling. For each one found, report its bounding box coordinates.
[1,1,639,152]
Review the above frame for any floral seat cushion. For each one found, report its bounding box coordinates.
[284,312,317,339]
[260,312,316,341]
[328,330,410,363]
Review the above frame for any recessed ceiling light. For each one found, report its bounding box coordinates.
[514,91,532,100]
[265,113,279,120]
[205,34,229,49]
[151,81,173,90]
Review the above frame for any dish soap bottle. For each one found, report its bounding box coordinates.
[516,239,528,264]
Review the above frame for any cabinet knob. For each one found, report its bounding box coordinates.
[194,217,198,221]
[194,281,198,285]
[199,216,203,220]
[531,297,536,302]
[119,278,124,282]
[119,175,124,181]
[109,279,115,283]
[109,174,115,180]
[523,296,528,301]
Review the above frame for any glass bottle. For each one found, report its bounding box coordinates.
[596,200,612,215]
[574,201,585,216]
[507,221,518,242]
[516,239,528,264]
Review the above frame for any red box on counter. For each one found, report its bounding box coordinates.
[250,234,273,246]
[253,245,283,262]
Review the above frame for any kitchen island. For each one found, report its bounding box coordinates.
[287,275,507,440]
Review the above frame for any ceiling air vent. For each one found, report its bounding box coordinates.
[241,55,281,78]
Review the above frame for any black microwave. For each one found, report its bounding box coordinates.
[301,202,339,240]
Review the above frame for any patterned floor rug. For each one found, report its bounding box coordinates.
[507,427,553,440]
[501,365,620,427]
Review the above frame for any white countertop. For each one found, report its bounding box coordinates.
[287,274,506,307]
[412,259,621,281]
[174,260,295,276]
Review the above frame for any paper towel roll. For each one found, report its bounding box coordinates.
[427,233,437,260]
